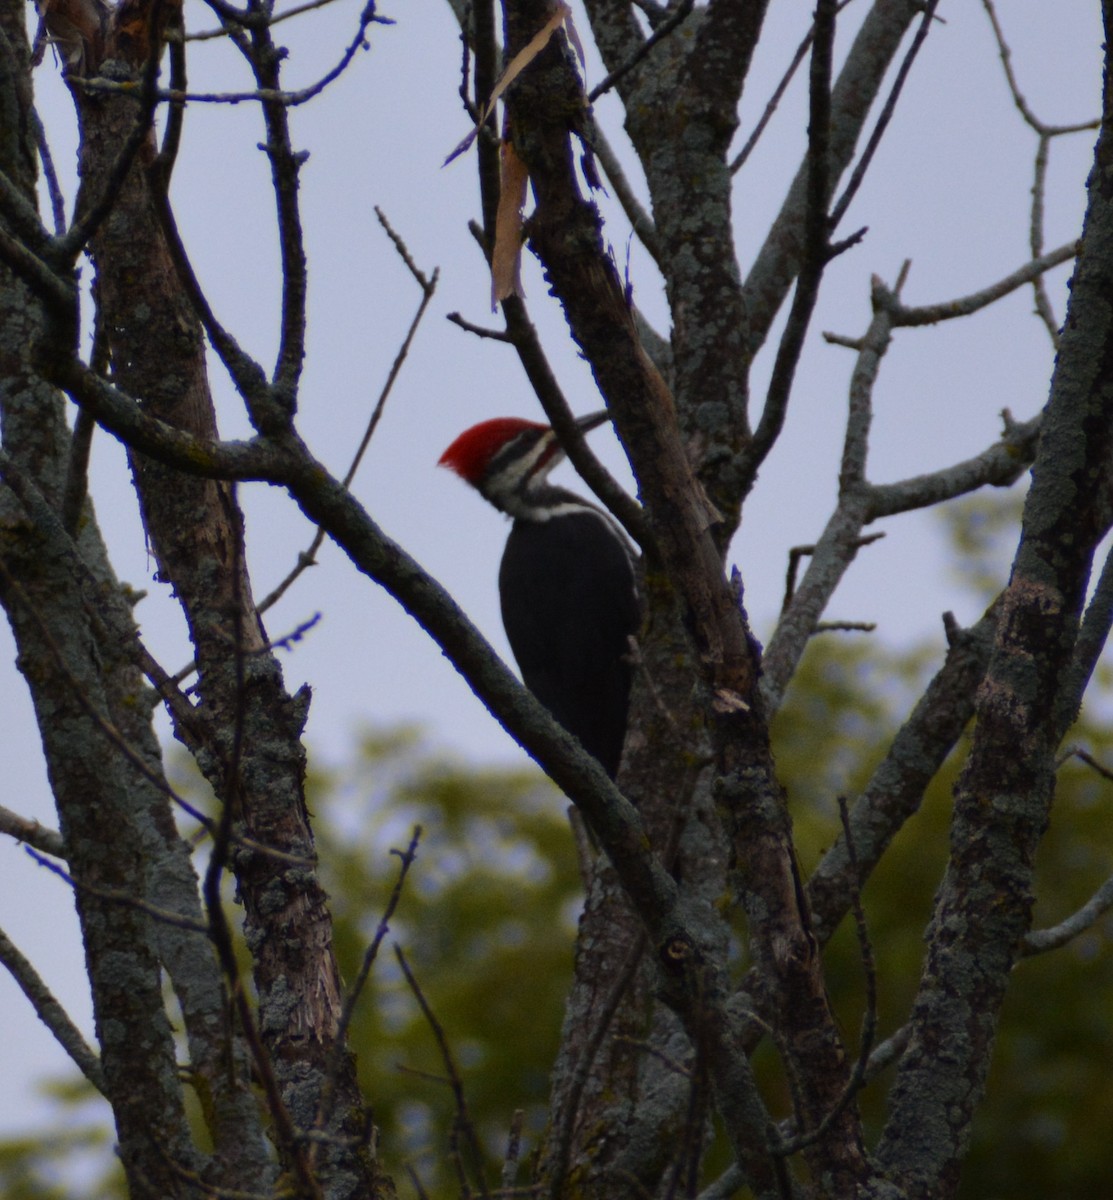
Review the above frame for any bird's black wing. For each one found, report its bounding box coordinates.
[499,510,639,778]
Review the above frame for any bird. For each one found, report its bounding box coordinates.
[438,411,640,779]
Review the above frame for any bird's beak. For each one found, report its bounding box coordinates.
[574,410,612,435]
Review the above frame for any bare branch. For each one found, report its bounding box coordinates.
[1021,873,1113,956]
[697,1164,745,1200]
[866,411,1041,520]
[829,0,941,230]
[742,0,926,355]
[587,0,693,102]
[813,620,877,634]
[501,295,652,551]
[979,0,1098,347]
[501,1109,526,1193]
[781,533,884,613]
[447,310,513,341]
[890,242,1078,327]
[737,0,838,498]
[979,0,1096,138]
[730,0,861,175]
[395,943,492,1199]
[730,14,813,175]
[26,848,210,934]
[808,605,997,945]
[1056,543,1113,735]
[545,931,647,1200]
[0,805,64,857]
[773,797,876,1157]
[258,215,439,615]
[762,277,900,709]
[183,0,354,42]
[311,828,422,1154]
[0,220,75,315]
[144,168,277,426]
[30,108,67,236]
[0,923,105,1091]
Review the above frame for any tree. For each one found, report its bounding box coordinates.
[0,0,1109,1198]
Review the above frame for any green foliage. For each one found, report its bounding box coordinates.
[0,1080,121,1200]
[311,728,582,1191]
[2,497,1111,1197]
[781,633,1113,1195]
[938,491,1026,604]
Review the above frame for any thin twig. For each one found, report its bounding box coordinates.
[246,23,308,411]
[183,0,352,41]
[0,805,65,857]
[158,1151,296,1199]
[1029,134,1061,346]
[145,163,275,423]
[103,3,395,104]
[153,12,187,186]
[730,0,859,174]
[696,1164,745,1200]
[979,0,1098,348]
[31,107,67,235]
[26,848,210,934]
[731,14,813,174]
[864,1023,910,1081]
[0,503,305,867]
[405,1162,432,1200]
[1021,872,1113,956]
[782,533,884,612]
[890,241,1078,327]
[739,0,837,498]
[310,828,422,1155]
[772,797,876,1156]
[395,943,492,1199]
[0,220,75,315]
[62,308,109,537]
[340,211,438,481]
[0,923,105,1091]
[813,620,877,634]
[1058,745,1113,782]
[546,931,648,1200]
[447,310,513,341]
[501,1109,526,1192]
[1057,545,1113,736]
[587,0,693,102]
[611,1035,693,1078]
[828,0,940,230]
[257,218,438,615]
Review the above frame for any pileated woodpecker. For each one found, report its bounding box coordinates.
[439,411,639,778]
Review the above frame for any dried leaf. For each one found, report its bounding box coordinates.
[491,2,571,102]
[491,140,529,309]
[444,2,572,167]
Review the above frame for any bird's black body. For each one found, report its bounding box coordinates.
[500,509,638,778]
[439,411,640,778]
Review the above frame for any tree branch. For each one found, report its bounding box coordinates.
[0,924,106,1091]
[1021,872,1113,956]
[889,241,1078,327]
[877,29,1113,1184]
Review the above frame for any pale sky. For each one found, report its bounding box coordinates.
[0,0,1103,1148]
